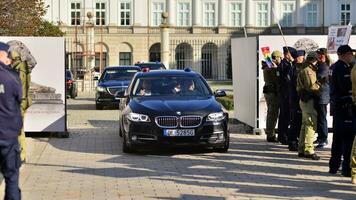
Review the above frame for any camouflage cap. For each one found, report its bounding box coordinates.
[271,50,282,58]
[306,51,319,61]
[316,48,328,55]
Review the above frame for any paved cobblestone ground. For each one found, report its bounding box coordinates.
[1,92,356,200]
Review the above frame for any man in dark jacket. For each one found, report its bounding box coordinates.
[329,45,356,176]
[315,48,330,148]
[0,42,22,200]
[288,50,305,151]
[277,46,296,144]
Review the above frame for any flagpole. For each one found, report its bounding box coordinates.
[272,8,290,54]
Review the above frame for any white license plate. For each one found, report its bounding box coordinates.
[163,129,195,136]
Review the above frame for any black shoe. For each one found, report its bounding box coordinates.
[342,171,351,177]
[313,139,321,145]
[278,139,288,145]
[304,153,320,160]
[329,169,338,174]
[316,142,328,148]
[288,144,298,151]
[298,153,304,157]
[267,136,278,143]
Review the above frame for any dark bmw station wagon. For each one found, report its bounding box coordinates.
[95,66,140,110]
[117,69,229,153]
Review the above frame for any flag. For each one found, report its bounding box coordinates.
[261,47,273,68]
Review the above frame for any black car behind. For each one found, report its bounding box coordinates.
[118,69,229,153]
[134,62,166,71]
[95,66,140,110]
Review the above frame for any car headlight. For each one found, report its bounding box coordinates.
[207,112,225,121]
[96,86,106,92]
[127,113,150,122]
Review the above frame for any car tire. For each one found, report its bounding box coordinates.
[122,134,134,153]
[214,134,229,153]
[119,123,123,137]
[96,103,103,110]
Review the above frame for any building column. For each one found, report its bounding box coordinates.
[296,0,304,26]
[167,0,175,26]
[193,0,201,26]
[218,0,225,26]
[245,0,253,26]
[271,0,278,25]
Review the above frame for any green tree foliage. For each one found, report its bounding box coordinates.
[0,0,63,36]
[35,21,64,37]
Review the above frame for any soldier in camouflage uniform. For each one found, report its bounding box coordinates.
[10,50,32,163]
[350,54,356,184]
[296,51,321,160]
[262,51,282,142]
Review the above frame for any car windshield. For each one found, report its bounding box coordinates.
[132,76,211,97]
[101,69,139,81]
[135,63,165,70]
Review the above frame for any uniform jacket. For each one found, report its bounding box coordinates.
[330,60,352,106]
[297,63,320,94]
[351,65,356,105]
[0,62,23,139]
[289,62,303,109]
[263,64,279,94]
[11,51,32,110]
[316,62,330,104]
[278,58,293,98]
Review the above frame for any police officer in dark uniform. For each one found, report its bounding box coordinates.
[329,45,356,176]
[278,46,296,144]
[288,50,305,151]
[0,42,22,199]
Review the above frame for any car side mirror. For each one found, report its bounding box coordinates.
[214,90,226,97]
[115,90,128,100]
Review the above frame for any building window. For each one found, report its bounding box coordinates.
[120,2,131,25]
[305,3,318,27]
[119,52,132,65]
[152,2,164,26]
[70,2,81,25]
[204,2,216,26]
[230,2,242,27]
[340,3,351,25]
[280,3,293,27]
[257,3,268,27]
[177,2,190,26]
[95,52,107,68]
[95,2,106,25]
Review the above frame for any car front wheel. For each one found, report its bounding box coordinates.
[214,133,229,153]
[96,103,103,110]
[122,134,134,153]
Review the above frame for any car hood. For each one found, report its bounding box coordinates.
[98,80,131,87]
[129,96,222,116]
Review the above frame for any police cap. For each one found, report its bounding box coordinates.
[316,48,327,55]
[295,50,305,58]
[337,45,356,55]
[0,42,9,52]
[306,51,319,61]
[271,50,282,58]
[283,46,297,55]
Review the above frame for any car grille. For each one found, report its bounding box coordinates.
[107,87,126,95]
[155,116,202,128]
[180,116,202,128]
[155,116,178,128]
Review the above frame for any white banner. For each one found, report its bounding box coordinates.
[0,37,65,132]
[327,24,352,53]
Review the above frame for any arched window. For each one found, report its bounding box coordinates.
[201,43,217,79]
[175,43,193,70]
